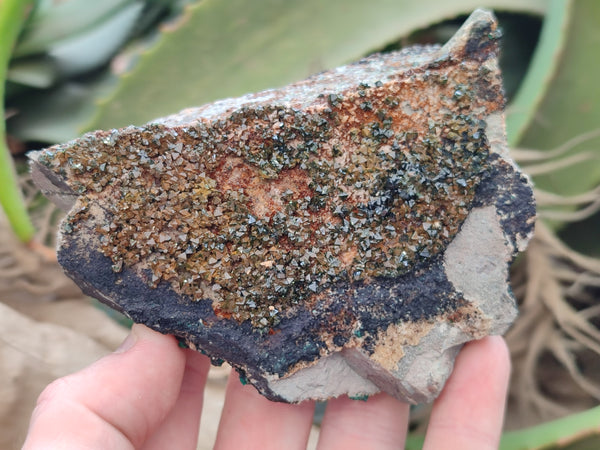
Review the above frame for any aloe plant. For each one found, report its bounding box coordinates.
[2,0,184,240]
[0,0,35,243]
[2,0,600,447]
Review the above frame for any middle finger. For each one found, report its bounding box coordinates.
[317,392,410,450]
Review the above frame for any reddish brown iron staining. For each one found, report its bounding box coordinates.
[37,50,499,328]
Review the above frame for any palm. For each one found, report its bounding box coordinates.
[23,325,509,450]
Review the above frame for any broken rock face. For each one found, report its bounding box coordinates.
[30,9,535,404]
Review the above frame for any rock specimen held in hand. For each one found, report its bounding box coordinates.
[30,9,535,404]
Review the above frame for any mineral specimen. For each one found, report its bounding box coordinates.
[30,9,535,404]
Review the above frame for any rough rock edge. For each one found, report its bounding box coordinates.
[30,9,536,404]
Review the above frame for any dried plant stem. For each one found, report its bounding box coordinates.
[515,130,600,225]
[523,151,600,177]
[535,186,600,206]
[512,128,600,162]
[507,220,600,427]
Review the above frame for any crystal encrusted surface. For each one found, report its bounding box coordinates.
[36,40,499,328]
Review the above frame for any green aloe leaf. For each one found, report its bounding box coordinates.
[505,0,572,146]
[87,0,547,131]
[499,405,600,450]
[1,0,36,243]
[47,2,144,77]
[8,73,115,143]
[405,405,600,450]
[7,57,58,88]
[516,0,600,198]
[14,0,138,57]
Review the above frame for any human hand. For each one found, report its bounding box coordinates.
[23,324,510,449]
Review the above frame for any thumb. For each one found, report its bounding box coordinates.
[23,324,187,449]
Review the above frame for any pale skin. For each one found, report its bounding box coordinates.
[23,324,510,450]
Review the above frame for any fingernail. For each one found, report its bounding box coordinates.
[114,330,137,353]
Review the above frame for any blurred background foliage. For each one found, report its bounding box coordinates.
[2,0,600,448]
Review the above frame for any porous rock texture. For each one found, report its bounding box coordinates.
[30,10,535,404]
